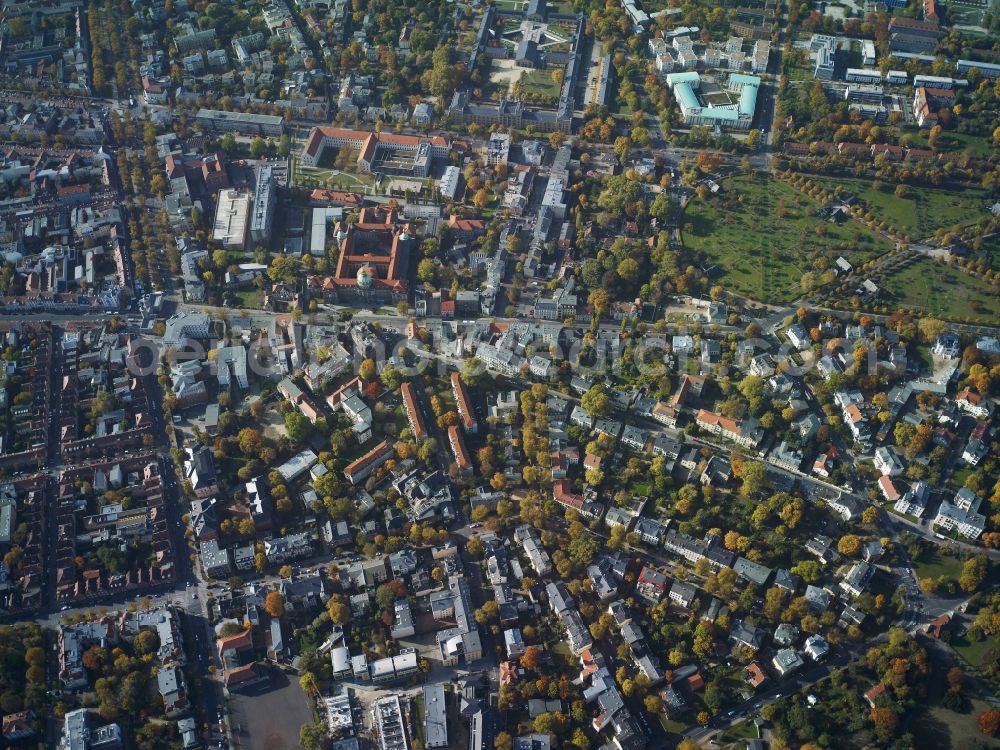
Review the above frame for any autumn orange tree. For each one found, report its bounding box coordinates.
[870,706,899,742]
[979,709,1000,735]
[264,591,285,618]
[520,646,541,671]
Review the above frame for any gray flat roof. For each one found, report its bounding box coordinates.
[423,683,448,747]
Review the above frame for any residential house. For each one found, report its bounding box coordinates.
[635,566,668,605]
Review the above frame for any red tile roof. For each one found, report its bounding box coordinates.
[448,215,487,233]
[451,372,477,432]
[310,189,363,206]
[879,475,900,501]
[553,479,583,509]
[343,439,394,480]
[302,126,448,159]
[865,682,888,706]
[746,661,767,687]
[217,629,253,655]
[448,424,472,471]
[696,409,741,435]
[889,15,939,30]
[223,663,260,688]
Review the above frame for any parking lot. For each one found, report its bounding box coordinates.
[228,669,314,750]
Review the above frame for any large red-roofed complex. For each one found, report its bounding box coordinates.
[299,127,449,178]
[308,206,413,304]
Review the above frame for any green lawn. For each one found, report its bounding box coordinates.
[718,720,759,743]
[878,256,1000,324]
[950,465,974,489]
[943,0,988,26]
[658,716,688,734]
[819,178,988,239]
[516,68,563,101]
[935,131,998,159]
[293,157,375,190]
[912,548,964,582]
[911,697,1000,749]
[951,632,995,668]
[785,61,814,81]
[681,174,894,303]
[233,290,262,309]
[412,693,425,743]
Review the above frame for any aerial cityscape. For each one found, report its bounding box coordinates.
[0,0,997,748]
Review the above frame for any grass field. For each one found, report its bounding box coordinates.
[820,178,987,238]
[912,548,964,582]
[911,697,1000,749]
[293,159,375,190]
[658,716,687,734]
[878,257,1000,324]
[681,174,893,303]
[717,720,759,745]
[935,131,997,159]
[516,68,563,100]
[951,632,995,668]
[233,290,262,308]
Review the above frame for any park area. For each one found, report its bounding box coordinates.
[819,178,988,239]
[680,174,894,303]
[877,256,1000,324]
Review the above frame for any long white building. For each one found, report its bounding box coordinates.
[249,165,276,244]
[212,189,251,251]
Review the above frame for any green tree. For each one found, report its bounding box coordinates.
[267,255,298,284]
[581,385,611,418]
[735,460,766,497]
[791,560,821,584]
[359,358,377,382]
[132,629,160,655]
[284,411,311,445]
[417,258,437,285]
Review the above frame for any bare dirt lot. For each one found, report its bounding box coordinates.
[488,58,525,95]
